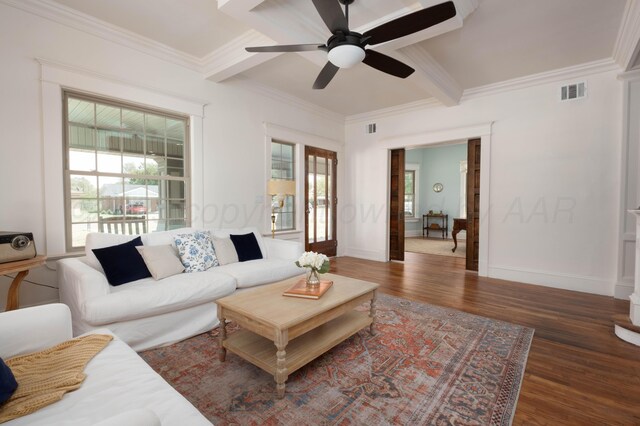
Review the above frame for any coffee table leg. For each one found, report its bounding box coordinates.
[275,330,289,398]
[217,307,227,362]
[369,290,377,336]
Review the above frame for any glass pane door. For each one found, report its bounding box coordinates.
[305,146,337,256]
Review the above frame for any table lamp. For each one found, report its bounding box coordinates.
[267,179,296,238]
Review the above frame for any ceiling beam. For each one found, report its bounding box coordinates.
[203,30,282,82]
[613,0,640,71]
[395,45,462,106]
[214,0,474,105]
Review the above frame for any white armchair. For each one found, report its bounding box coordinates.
[0,304,211,426]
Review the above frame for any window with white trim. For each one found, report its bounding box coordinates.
[64,91,190,250]
[271,140,295,231]
[404,170,416,217]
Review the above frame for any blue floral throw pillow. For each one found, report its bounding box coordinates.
[174,231,219,273]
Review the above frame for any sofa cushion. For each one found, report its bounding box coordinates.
[174,231,218,272]
[209,228,266,259]
[211,237,238,265]
[230,233,263,262]
[83,270,236,325]
[92,237,151,286]
[216,258,303,289]
[0,357,17,404]
[136,245,185,280]
[85,228,194,273]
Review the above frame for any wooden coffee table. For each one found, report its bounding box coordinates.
[216,273,378,398]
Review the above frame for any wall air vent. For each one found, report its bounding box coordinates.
[560,82,586,101]
[366,123,377,134]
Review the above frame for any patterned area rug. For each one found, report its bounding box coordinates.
[141,294,533,426]
[405,237,466,258]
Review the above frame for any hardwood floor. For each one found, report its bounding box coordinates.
[330,252,640,425]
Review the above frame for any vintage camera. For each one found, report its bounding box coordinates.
[0,232,37,264]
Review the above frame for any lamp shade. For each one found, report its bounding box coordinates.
[267,179,296,196]
[327,44,366,69]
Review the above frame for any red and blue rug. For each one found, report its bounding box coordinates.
[141,294,534,425]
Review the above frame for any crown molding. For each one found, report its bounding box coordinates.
[2,0,205,72]
[234,76,345,125]
[346,58,620,124]
[36,57,210,108]
[345,98,440,124]
[463,58,620,100]
[613,0,640,71]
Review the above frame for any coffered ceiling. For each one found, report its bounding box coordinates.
[48,0,629,115]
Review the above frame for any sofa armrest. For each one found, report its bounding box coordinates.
[58,257,110,321]
[263,238,304,261]
[0,303,73,359]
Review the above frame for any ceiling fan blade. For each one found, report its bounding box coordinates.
[363,50,414,78]
[246,44,327,53]
[313,62,340,90]
[363,1,456,46]
[312,0,348,33]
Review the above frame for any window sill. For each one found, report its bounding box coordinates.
[262,230,303,237]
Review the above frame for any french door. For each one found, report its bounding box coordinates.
[305,146,337,256]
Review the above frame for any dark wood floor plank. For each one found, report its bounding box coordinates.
[330,252,640,424]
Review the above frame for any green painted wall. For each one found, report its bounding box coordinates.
[405,143,467,236]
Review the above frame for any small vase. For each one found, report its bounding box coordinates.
[306,269,320,287]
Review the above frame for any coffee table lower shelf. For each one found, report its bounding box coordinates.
[223,310,372,376]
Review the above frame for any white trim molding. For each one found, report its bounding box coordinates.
[613,0,640,71]
[488,266,614,296]
[380,122,492,276]
[38,60,207,256]
[2,0,203,72]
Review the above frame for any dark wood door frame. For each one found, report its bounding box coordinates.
[466,138,481,271]
[389,149,405,261]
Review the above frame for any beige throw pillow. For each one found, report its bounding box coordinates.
[136,245,185,280]
[212,237,239,265]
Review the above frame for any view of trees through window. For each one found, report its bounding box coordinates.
[64,92,190,249]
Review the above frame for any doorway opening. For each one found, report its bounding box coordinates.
[305,146,338,257]
[389,138,482,271]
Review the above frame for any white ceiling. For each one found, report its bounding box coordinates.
[49,0,627,115]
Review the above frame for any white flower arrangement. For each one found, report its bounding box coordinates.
[295,251,330,274]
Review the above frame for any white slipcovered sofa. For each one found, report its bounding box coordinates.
[0,303,212,425]
[58,227,303,351]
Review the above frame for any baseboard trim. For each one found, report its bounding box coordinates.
[615,280,635,300]
[488,265,613,296]
[345,247,387,262]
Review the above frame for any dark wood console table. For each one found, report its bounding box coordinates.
[423,214,448,239]
[452,218,467,252]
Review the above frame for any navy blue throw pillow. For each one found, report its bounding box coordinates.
[230,233,263,262]
[92,237,151,286]
[0,357,17,404]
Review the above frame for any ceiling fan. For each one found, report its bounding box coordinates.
[246,0,457,89]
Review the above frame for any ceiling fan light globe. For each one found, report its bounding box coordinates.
[327,45,365,68]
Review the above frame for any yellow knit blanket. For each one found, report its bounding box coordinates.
[0,334,113,424]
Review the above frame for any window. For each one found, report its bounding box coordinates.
[271,141,295,231]
[64,91,190,250]
[404,170,416,217]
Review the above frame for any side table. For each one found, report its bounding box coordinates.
[423,214,449,239]
[1,255,47,311]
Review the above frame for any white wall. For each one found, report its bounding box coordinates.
[344,70,623,296]
[0,3,344,309]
